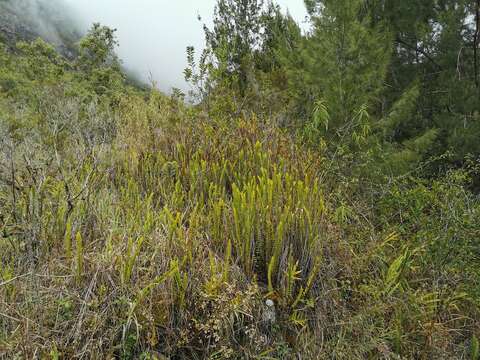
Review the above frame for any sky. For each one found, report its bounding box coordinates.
[63,0,308,92]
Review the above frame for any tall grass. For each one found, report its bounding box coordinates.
[0,84,478,359]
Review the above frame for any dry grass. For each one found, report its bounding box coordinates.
[0,86,478,359]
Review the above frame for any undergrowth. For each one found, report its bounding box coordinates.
[0,35,479,359]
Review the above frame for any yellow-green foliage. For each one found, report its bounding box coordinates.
[0,35,479,360]
[64,218,72,259]
[75,231,84,283]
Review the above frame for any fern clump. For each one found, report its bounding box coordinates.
[0,14,479,360]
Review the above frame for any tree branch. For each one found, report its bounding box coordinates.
[395,36,443,70]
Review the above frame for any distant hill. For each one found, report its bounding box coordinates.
[0,0,81,58]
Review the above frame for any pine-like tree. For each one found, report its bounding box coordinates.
[289,0,391,144]
[203,0,264,97]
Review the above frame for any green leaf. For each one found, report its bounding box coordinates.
[472,335,479,360]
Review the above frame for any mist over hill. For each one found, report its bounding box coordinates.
[0,0,81,57]
[1,0,308,92]
[63,0,308,92]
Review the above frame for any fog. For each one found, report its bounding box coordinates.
[61,0,308,92]
[1,0,81,47]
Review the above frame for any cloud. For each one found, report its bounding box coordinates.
[4,0,307,92]
[1,0,81,46]
[63,0,308,93]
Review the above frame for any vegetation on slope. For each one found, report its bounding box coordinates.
[0,0,81,58]
[0,1,480,359]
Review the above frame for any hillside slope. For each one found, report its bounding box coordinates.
[0,0,80,57]
[0,12,479,360]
